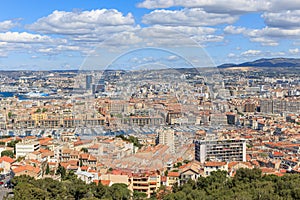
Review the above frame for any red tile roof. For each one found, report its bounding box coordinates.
[0,156,15,164]
[168,171,180,177]
[81,166,88,171]
[13,165,40,174]
[101,180,111,186]
[205,162,227,167]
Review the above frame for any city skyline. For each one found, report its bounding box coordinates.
[0,0,300,70]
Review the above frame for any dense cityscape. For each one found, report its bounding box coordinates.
[0,64,298,199]
[1,0,300,199]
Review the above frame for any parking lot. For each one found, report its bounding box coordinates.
[0,174,13,199]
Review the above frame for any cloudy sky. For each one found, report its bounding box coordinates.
[0,0,300,70]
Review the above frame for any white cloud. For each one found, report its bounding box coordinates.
[0,20,19,31]
[192,34,224,43]
[156,25,216,35]
[223,25,300,46]
[7,4,300,68]
[289,48,299,54]
[36,44,90,55]
[227,53,236,58]
[263,10,300,29]
[28,9,135,35]
[137,25,221,46]
[138,0,300,13]
[268,0,300,12]
[56,45,80,51]
[25,8,143,52]
[249,36,279,46]
[0,42,7,47]
[142,8,238,26]
[137,0,175,9]
[0,50,7,57]
[239,49,285,57]
[0,32,80,57]
[223,25,279,46]
[224,25,246,34]
[137,0,270,13]
[0,25,221,59]
[138,0,300,48]
[269,51,285,56]
[101,31,143,47]
[241,49,262,56]
[38,48,53,53]
[0,32,65,44]
[249,27,300,39]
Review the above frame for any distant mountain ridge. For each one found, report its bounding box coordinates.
[217,58,300,68]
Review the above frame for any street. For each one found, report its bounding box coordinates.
[0,187,13,200]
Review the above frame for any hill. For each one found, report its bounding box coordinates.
[218,58,300,68]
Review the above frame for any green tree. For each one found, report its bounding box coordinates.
[11,175,35,186]
[92,182,109,199]
[56,164,66,179]
[172,182,180,193]
[81,147,88,153]
[65,170,77,181]
[16,156,25,162]
[133,191,147,199]
[183,160,190,164]
[164,170,168,176]
[14,182,48,200]
[7,140,19,148]
[45,163,50,175]
[234,168,262,184]
[1,150,14,158]
[109,183,131,200]
[173,162,182,168]
[116,135,143,149]
[66,178,89,200]
[36,178,68,199]
[7,140,20,154]
[157,185,171,199]
[7,111,12,119]
[292,188,300,199]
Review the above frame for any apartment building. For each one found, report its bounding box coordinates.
[157,128,175,153]
[130,172,160,198]
[194,139,246,163]
[260,98,300,114]
[16,139,40,158]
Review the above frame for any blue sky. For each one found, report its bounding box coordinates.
[0,0,300,70]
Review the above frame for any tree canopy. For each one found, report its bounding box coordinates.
[10,173,132,200]
[116,135,143,149]
[9,168,300,200]
[1,150,14,158]
[164,168,300,200]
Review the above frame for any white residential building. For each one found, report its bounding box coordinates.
[204,161,228,177]
[16,140,40,158]
[157,128,175,153]
[195,139,246,163]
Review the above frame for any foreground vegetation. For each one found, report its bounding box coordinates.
[164,168,300,200]
[9,172,133,200]
[8,168,300,200]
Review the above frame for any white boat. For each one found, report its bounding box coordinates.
[25,91,49,97]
